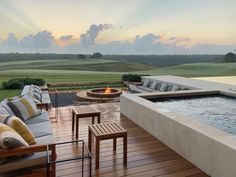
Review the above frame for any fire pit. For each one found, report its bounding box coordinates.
[87,87,122,98]
[76,87,122,102]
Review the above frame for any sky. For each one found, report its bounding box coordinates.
[0,0,236,54]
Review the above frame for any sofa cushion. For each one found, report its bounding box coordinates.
[159,83,168,91]
[5,116,36,145]
[0,99,15,115]
[150,81,159,89]
[166,85,173,91]
[0,151,48,174]
[142,80,150,87]
[8,95,41,121]
[0,123,28,149]
[0,107,9,115]
[35,134,54,145]
[171,85,179,91]
[25,111,49,125]
[27,121,52,138]
[21,85,31,96]
[137,86,154,92]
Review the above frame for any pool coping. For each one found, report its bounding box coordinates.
[121,89,236,177]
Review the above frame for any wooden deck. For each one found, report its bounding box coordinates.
[21,102,209,177]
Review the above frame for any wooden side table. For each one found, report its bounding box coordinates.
[88,122,127,169]
[72,107,101,139]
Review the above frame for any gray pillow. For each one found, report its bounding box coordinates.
[33,92,42,101]
[143,80,150,87]
[166,85,173,91]
[155,83,162,90]
[159,83,168,92]
[150,81,158,89]
[171,85,179,91]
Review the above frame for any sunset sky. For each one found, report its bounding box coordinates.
[1,0,236,54]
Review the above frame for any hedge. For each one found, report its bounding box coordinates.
[2,78,45,89]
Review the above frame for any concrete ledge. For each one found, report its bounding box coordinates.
[120,92,236,177]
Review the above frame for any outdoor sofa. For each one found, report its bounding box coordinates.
[0,85,56,176]
[128,79,194,93]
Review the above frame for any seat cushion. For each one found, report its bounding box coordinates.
[0,151,48,174]
[27,121,52,138]
[25,111,49,125]
[35,134,54,145]
[137,86,154,92]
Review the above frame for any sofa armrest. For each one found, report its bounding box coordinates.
[0,144,55,158]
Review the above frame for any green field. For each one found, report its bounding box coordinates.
[0,58,235,101]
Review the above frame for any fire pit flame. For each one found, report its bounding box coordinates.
[104,87,111,94]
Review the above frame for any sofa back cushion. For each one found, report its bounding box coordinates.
[159,83,168,91]
[150,81,158,89]
[0,107,9,115]
[0,99,15,115]
[7,95,40,121]
[143,80,150,87]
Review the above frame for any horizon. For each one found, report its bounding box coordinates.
[1,0,236,54]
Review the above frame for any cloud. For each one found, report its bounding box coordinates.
[0,26,235,54]
[3,30,54,50]
[4,33,18,47]
[60,35,74,41]
[80,24,114,47]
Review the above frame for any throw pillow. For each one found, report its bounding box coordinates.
[7,95,41,121]
[0,115,36,145]
[33,92,42,102]
[0,106,9,115]
[150,81,158,89]
[159,83,168,92]
[143,80,150,87]
[0,123,28,149]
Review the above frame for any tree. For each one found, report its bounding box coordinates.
[224,52,236,62]
[91,52,103,59]
[78,54,86,59]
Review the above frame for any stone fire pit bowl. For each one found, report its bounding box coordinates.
[76,88,122,102]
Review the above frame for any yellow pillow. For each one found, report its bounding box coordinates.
[6,116,36,145]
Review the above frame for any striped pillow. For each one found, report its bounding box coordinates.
[0,114,36,145]
[0,123,28,149]
[7,95,41,121]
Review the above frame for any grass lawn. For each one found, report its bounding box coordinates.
[0,62,235,101]
[138,63,236,77]
[0,89,21,101]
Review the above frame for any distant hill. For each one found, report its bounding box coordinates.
[0,53,224,67]
[103,55,224,67]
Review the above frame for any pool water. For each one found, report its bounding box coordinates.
[154,95,236,135]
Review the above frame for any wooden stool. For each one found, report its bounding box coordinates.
[72,107,100,139]
[88,122,127,169]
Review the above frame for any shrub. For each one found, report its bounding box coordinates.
[2,78,45,89]
[122,74,141,82]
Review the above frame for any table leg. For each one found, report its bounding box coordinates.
[95,138,100,169]
[92,117,94,124]
[76,117,79,139]
[123,134,127,165]
[98,113,101,123]
[72,110,74,131]
[88,128,92,152]
[113,138,116,151]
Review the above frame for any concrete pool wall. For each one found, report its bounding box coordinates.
[120,90,236,177]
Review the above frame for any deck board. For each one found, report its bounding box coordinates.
[20,102,209,177]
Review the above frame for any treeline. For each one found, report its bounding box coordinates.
[103,55,224,67]
[0,53,80,61]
